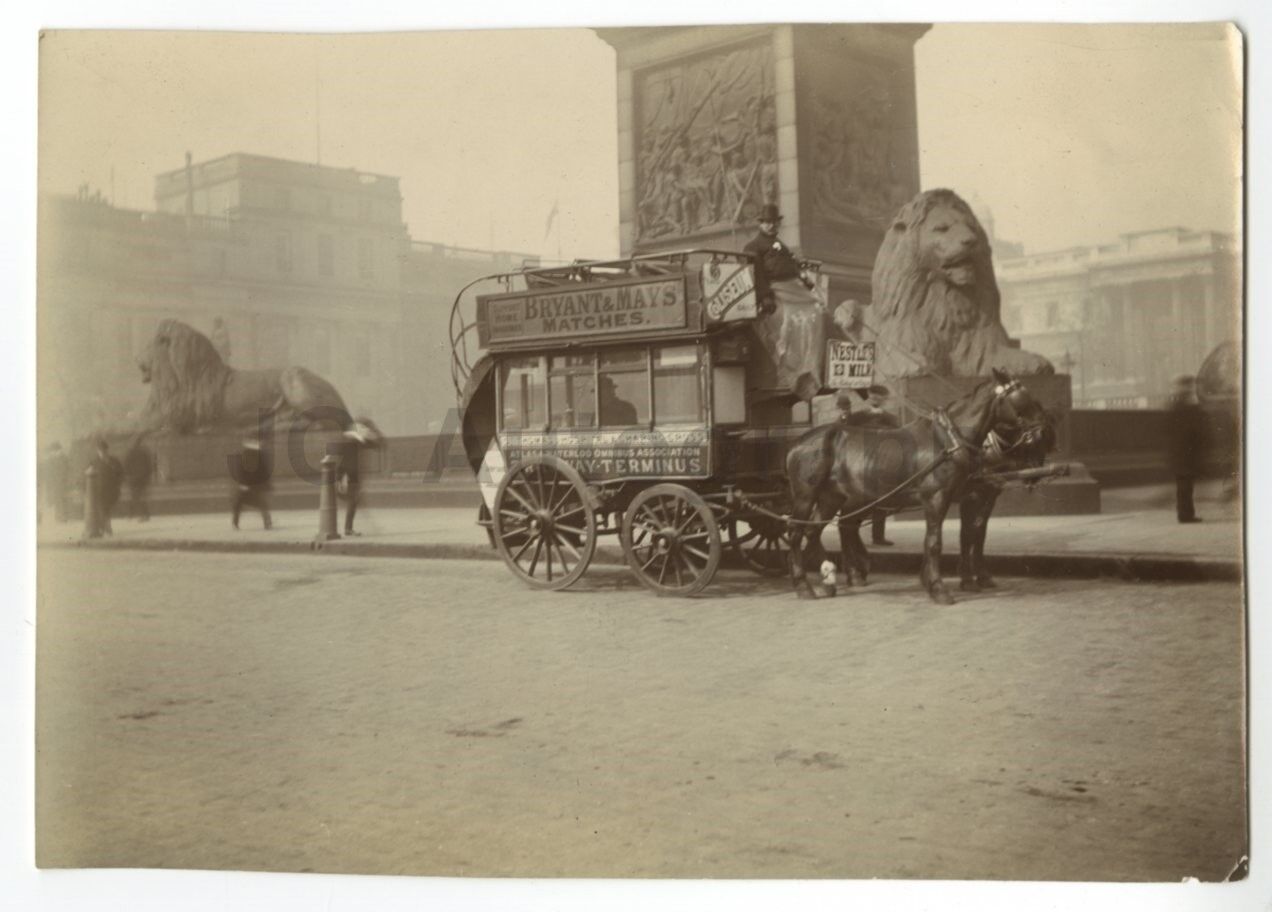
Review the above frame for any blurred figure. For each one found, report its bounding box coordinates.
[122,436,155,522]
[1165,375,1208,524]
[338,418,383,536]
[91,438,123,535]
[834,387,858,424]
[231,436,273,530]
[40,442,70,524]
[847,384,901,545]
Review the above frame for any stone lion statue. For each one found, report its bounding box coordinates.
[870,189,1053,379]
[135,319,350,433]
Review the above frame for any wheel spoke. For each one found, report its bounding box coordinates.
[639,548,661,571]
[657,553,671,585]
[511,533,538,563]
[680,530,710,542]
[733,526,760,546]
[553,532,580,563]
[527,536,544,576]
[672,554,684,587]
[684,544,712,562]
[675,507,699,534]
[506,482,538,514]
[554,523,588,537]
[533,468,547,511]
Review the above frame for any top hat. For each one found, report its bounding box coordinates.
[867,384,891,397]
[757,203,783,223]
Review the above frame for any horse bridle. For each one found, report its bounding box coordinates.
[984,380,1048,462]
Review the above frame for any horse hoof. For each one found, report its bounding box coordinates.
[960,579,979,592]
[849,573,868,588]
[929,586,955,606]
[811,583,837,599]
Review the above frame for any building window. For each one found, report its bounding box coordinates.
[1003,305,1022,333]
[315,327,331,375]
[357,238,374,279]
[275,232,293,273]
[500,357,546,430]
[548,355,597,429]
[318,234,334,277]
[352,332,371,379]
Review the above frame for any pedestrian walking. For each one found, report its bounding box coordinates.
[122,436,155,522]
[230,436,273,530]
[337,419,381,536]
[91,438,123,535]
[847,384,901,545]
[1165,375,1208,523]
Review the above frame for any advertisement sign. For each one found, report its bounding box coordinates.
[701,261,757,323]
[826,340,876,389]
[482,277,686,344]
[501,428,710,480]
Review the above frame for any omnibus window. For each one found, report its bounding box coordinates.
[500,357,545,430]
[653,344,702,424]
[549,354,596,429]
[598,349,649,427]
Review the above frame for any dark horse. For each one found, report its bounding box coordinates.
[785,369,1054,603]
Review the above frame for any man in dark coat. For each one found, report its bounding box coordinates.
[742,203,810,314]
[230,436,273,530]
[1165,375,1208,523]
[122,437,155,522]
[847,384,902,545]
[91,438,123,535]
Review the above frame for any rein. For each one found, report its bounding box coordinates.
[766,381,1030,529]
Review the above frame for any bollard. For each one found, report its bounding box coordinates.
[82,464,101,539]
[315,453,341,542]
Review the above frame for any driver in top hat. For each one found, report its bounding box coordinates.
[742,203,811,314]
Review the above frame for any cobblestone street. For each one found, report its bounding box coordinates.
[36,549,1245,881]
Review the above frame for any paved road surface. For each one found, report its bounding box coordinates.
[36,550,1245,881]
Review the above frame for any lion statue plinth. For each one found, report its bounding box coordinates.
[136,319,350,433]
[870,189,1053,380]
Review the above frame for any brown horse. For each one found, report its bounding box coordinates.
[784,369,1053,603]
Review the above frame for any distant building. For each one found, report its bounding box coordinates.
[997,228,1240,408]
[38,152,537,442]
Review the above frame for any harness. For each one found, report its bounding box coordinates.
[744,381,1039,528]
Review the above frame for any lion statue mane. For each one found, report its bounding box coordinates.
[870,189,1053,380]
[135,319,351,433]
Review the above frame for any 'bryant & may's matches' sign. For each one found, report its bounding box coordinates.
[481,277,687,343]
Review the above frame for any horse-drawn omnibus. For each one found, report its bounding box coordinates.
[450,249,825,596]
[449,249,1056,601]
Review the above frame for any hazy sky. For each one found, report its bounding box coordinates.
[39,23,1241,260]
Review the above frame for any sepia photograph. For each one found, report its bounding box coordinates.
[15,1,1263,908]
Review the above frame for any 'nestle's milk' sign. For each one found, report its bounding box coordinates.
[481,277,686,344]
[826,340,876,389]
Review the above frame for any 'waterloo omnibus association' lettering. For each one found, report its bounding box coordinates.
[487,279,685,341]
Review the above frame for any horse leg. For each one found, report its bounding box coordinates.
[787,500,816,599]
[958,492,981,592]
[920,490,955,605]
[974,488,1000,589]
[839,518,869,587]
[805,504,836,599]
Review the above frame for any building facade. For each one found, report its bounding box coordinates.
[38,153,536,444]
[997,228,1240,408]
